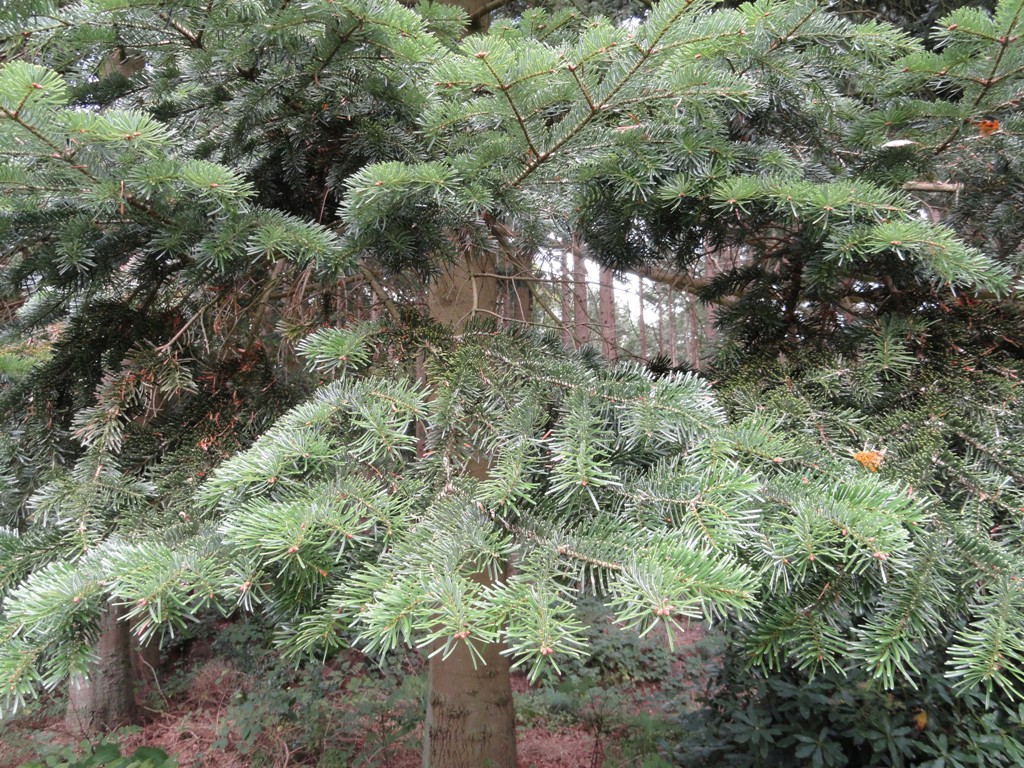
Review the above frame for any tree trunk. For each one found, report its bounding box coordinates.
[686,294,701,370]
[571,236,590,346]
[423,587,516,768]
[668,286,678,367]
[560,248,572,348]
[657,285,665,357]
[424,252,517,768]
[598,266,617,363]
[638,278,647,360]
[65,603,138,734]
[699,248,722,365]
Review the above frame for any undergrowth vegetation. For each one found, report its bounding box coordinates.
[7,600,1019,767]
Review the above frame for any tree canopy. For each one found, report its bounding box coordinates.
[0,0,1022,765]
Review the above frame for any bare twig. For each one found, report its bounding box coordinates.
[903,181,963,193]
[360,264,401,321]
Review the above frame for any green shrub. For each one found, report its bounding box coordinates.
[17,742,175,768]
[208,616,422,766]
[668,636,1024,768]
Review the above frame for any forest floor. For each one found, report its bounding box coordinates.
[0,616,713,768]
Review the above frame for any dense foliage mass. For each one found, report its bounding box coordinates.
[0,0,1022,765]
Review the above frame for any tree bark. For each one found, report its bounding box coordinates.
[423,574,516,768]
[560,248,572,348]
[598,266,617,363]
[65,603,138,735]
[424,252,517,768]
[637,278,647,360]
[700,248,724,363]
[657,285,665,357]
[571,236,590,346]
[668,286,678,367]
[686,294,701,370]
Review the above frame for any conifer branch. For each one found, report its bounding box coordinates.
[480,56,541,159]
[903,181,962,193]
[507,2,706,189]
[934,2,1023,153]
[969,4,1023,112]
[1,106,170,226]
[530,288,581,344]
[158,12,203,48]
[469,0,516,26]
[632,264,723,302]
[737,2,820,77]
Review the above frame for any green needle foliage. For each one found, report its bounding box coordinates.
[199,323,763,679]
[0,0,1020,755]
[717,297,1024,700]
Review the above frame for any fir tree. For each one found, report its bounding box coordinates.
[0,1,1022,766]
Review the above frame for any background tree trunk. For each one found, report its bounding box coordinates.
[424,252,517,768]
[686,294,701,370]
[698,248,724,366]
[65,604,138,734]
[571,236,590,346]
[657,285,665,358]
[560,249,572,348]
[668,286,678,367]
[638,278,647,360]
[598,266,617,362]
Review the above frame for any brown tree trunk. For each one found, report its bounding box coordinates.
[699,248,723,365]
[637,278,647,360]
[560,249,572,348]
[598,266,617,363]
[686,294,701,370]
[668,286,678,367]
[571,236,590,346]
[424,252,517,768]
[65,604,138,734]
[423,571,516,768]
[657,285,665,357]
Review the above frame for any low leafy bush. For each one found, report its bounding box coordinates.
[668,636,1024,768]
[17,742,174,768]
[208,616,422,766]
[515,602,722,766]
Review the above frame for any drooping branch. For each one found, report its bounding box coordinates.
[632,264,710,298]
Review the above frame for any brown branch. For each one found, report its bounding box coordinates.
[469,0,516,24]
[359,264,401,322]
[532,287,585,345]
[903,181,963,193]
[157,12,203,48]
[631,264,710,297]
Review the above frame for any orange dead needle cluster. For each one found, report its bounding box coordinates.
[853,449,886,472]
[976,119,1000,136]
